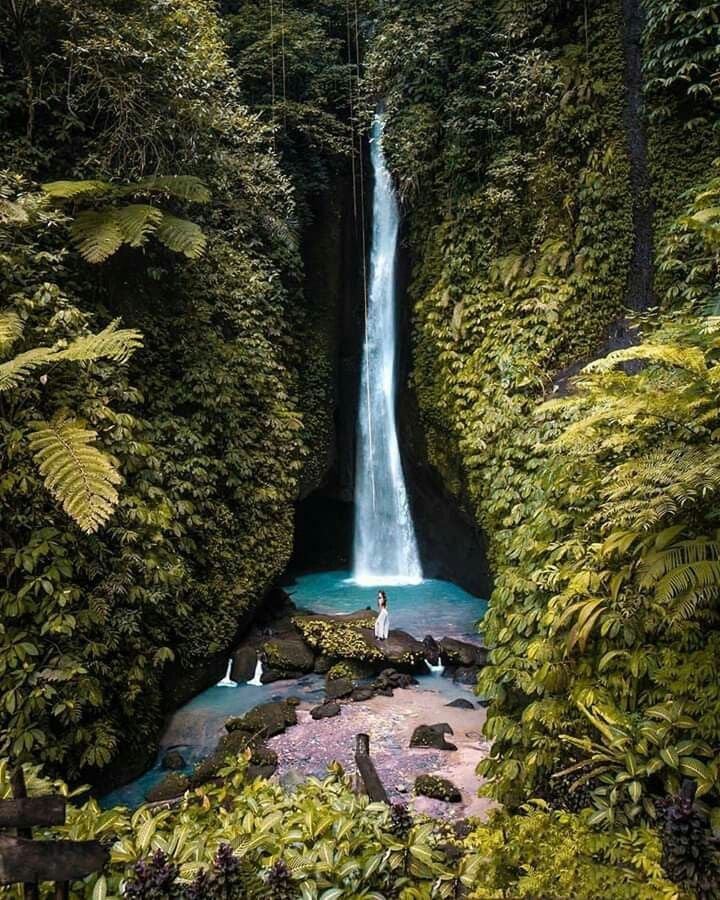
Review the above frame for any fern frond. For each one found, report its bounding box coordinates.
[583,343,708,377]
[43,180,113,199]
[70,210,124,263]
[0,311,24,356]
[156,213,207,259]
[0,346,56,391]
[113,204,164,248]
[128,175,211,203]
[28,414,121,532]
[57,321,143,364]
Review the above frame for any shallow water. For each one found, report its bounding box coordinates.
[103,573,486,809]
[286,570,487,643]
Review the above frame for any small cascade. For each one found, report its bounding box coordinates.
[216,659,237,688]
[424,656,445,676]
[247,658,264,687]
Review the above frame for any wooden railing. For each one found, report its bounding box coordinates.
[0,768,108,899]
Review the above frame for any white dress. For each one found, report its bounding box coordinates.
[375,605,389,640]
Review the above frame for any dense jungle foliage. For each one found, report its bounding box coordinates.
[0,0,363,781]
[2,0,720,897]
[369,0,720,895]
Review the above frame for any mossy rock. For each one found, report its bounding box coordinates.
[327,662,355,681]
[262,636,315,673]
[225,700,297,739]
[414,775,462,803]
[146,772,190,803]
[293,615,381,663]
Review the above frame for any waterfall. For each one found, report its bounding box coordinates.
[352,112,423,587]
[216,659,237,688]
[424,657,445,676]
[247,658,264,687]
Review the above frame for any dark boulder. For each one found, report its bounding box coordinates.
[313,655,332,674]
[311,701,341,720]
[415,774,462,803]
[262,636,315,673]
[351,687,375,702]
[161,749,186,771]
[410,723,457,751]
[325,677,354,700]
[261,668,304,684]
[225,700,297,739]
[439,638,488,668]
[145,773,189,803]
[230,647,259,683]
[446,698,475,710]
[452,665,480,686]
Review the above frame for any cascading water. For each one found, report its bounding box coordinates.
[216,659,237,688]
[247,658,264,687]
[352,112,422,587]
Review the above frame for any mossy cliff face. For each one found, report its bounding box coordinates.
[368,0,720,812]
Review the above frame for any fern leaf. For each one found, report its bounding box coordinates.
[0,311,24,356]
[28,414,121,532]
[113,204,164,248]
[70,210,124,263]
[43,180,113,199]
[156,213,207,259]
[57,321,143,364]
[0,346,56,392]
[583,343,708,377]
[128,175,211,203]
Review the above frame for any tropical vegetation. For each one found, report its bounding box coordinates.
[1,0,720,897]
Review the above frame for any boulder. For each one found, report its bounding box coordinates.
[410,723,457,751]
[262,636,315,673]
[145,773,189,803]
[225,700,297,739]
[477,698,491,708]
[230,647,259,683]
[261,668,303,684]
[161,749,186,771]
[423,635,441,664]
[414,775,462,803]
[325,677,354,701]
[313,655,332,674]
[453,665,480,685]
[438,638,488,668]
[446,698,475,710]
[311,701,341,720]
[189,751,226,788]
[351,687,375,703]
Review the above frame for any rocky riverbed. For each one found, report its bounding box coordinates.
[269,685,494,821]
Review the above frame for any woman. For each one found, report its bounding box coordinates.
[374,591,389,640]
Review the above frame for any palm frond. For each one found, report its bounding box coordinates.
[28,413,121,533]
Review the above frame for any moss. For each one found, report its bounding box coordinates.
[414,775,462,803]
[146,773,190,803]
[293,617,382,663]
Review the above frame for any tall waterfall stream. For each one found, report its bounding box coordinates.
[352,113,422,586]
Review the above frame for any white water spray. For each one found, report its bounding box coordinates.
[424,656,445,676]
[216,659,237,688]
[247,658,264,687]
[352,112,422,587]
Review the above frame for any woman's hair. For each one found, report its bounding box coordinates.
[379,590,387,605]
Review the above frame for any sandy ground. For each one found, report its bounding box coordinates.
[268,686,494,820]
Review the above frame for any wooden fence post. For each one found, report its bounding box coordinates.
[354,734,389,804]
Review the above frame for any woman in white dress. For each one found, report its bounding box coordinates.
[374,591,389,640]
